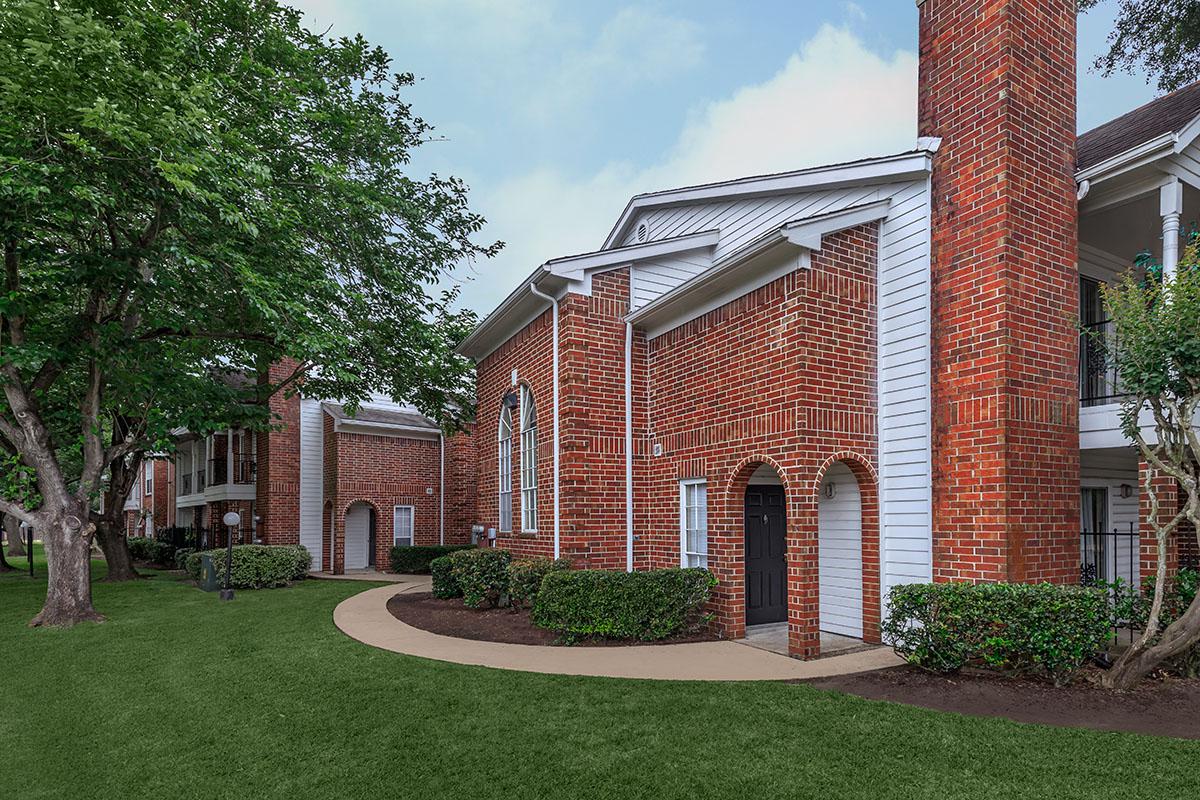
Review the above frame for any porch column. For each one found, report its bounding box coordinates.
[1161,179,1184,281]
[1138,460,1180,582]
[226,428,234,485]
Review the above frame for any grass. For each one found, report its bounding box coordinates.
[2,552,1197,800]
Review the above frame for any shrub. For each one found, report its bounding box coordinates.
[882,582,1112,684]
[127,535,173,566]
[1107,567,1200,677]
[509,557,572,608]
[184,545,311,589]
[173,547,196,572]
[449,548,511,608]
[389,544,476,574]
[532,567,717,642]
[430,556,461,599]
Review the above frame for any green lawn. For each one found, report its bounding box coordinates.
[2,554,1196,800]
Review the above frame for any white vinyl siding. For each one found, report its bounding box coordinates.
[344,504,370,570]
[498,405,513,532]
[520,386,538,532]
[680,479,707,568]
[818,463,863,638]
[299,398,325,571]
[393,506,414,548]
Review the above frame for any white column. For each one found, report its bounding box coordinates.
[226,428,234,484]
[1161,179,1184,281]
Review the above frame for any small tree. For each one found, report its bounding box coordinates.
[1101,234,1200,689]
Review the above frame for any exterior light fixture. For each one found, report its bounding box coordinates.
[220,511,241,601]
[1119,484,1134,499]
[502,391,519,410]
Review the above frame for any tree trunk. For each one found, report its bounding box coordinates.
[94,517,139,582]
[6,514,26,558]
[29,506,104,627]
[1104,593,1200,689]
[0,531,12,572]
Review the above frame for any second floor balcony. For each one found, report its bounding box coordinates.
[208,456,256,486]
[1079,319,1123,407]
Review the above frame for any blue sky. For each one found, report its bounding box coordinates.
[291,0,1160,317]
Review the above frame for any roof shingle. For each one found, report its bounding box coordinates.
[1077,80,1200,172]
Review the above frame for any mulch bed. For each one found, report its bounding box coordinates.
[805,665,1200,739]
[386,591,720,647]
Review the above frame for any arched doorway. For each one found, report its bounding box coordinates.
[745,464,787,626]
[344,501,377,570]
[818,462,862,638]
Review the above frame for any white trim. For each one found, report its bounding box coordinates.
[603,149,933,249]
[545,230,719,280]
[679,478,708,569]
[393,505,415,548]
[781,200,893,250]
[625,321,633,571]
[529,283,561,557]
[497,403,513,533]
[519,385,538,533]
[1075,132,1177,184]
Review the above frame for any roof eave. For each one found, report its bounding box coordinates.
[1075,132,1178,184]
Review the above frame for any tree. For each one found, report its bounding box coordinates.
[0,514,16,571]
[1080,0,1200,92]
[1099,235,1200,689]
[0,1,495,626]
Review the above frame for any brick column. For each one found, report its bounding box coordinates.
[1139,460,1182,582]
[256,359,302,546]
[920,0,1080,584]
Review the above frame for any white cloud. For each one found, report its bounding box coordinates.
[457,25,917,314]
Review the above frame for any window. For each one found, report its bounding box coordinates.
[144,462,153,496]
[520,385,538,532]
[393,505,414,548]
[680,479,707,568]
[498,403,513,532]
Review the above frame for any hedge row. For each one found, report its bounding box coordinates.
[388,544,476,574]
[532,567,717,642]
[126,536,175,567]
[429,549,571,608]
[185,545,311,589]
[882,582,1112,684]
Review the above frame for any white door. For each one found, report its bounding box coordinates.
[344,504,370,570]
[818,462,863,638]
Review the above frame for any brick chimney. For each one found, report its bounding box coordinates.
[256,358,303,546]
[919,0,1080,583]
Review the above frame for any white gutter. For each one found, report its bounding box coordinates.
[1074,132,1177,184]
[439,433,445,545]
[625,321,634,572]
[528,283,561,559]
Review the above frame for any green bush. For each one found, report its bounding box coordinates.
[173,547,195,572]
[127,535,173,566]
[389,544,475,574]
[532,567,717,642]
[882,582,1112,684]
[449,548,512,608]
[1106,567,1200,677]
[509,557,572,608]
[430,556,461,599]
[184,545,312,589]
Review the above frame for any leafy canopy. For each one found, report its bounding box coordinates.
[0,0,496,493]
[1080,0,1200,91]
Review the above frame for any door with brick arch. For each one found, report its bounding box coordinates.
[818,462,863,638]
[344,503,372,570]
[745,485,787,626]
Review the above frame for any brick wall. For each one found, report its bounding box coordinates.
[257,359,302,547]
[919,0,1080,583]
[643,227,881,655]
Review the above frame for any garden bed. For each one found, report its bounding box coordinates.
[805,665,1200,739]
[386,591,721,647]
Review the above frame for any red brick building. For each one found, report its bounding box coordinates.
[159,374,476,573]
[458,0,1200,657]
[123,457,176,539]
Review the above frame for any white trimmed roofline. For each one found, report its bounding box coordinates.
[627,199,894,338]
[601,148,935,250]
[1075,110,1200,185]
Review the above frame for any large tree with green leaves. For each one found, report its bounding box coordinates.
[1080,0,1200,91]
[0,0,494,626]
[1099,236,1200,689]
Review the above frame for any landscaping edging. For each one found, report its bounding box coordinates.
[332,584,903,681]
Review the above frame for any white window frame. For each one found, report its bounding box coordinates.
[144,461,153,497]
[498,404,513,532]
[393,505,415,548]
[679,478,708,568]
[519,385,538,533]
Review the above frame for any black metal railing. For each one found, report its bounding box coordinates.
[1079,319,1125,406]
[180,473,192,495]
[196,468,206,492]
[1079,524,1140,588]
[207,457,256,486]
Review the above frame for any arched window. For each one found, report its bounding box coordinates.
[498,403,513,532]
[519,385,538,532]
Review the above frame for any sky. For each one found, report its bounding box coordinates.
[290,0,1162,318]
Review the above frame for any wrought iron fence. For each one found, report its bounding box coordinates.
[1079,320,1124,406]
[1079,524,1139,588]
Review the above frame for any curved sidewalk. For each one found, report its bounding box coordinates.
[333,584,904,681]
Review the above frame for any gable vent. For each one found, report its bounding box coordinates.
[635,221,649,242]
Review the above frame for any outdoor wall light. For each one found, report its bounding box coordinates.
[1120,484,1134,499]
[823,482,838,500]
[502,391,519,410]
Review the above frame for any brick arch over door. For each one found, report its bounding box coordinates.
[341,498,381,571]
[812,451,881,645]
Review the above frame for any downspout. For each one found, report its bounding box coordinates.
[625,321,633,572]
[528,283,561,559]
[439,432,445,546]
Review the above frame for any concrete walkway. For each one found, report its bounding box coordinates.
[311,570,432,587]
[333,584,904,682]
